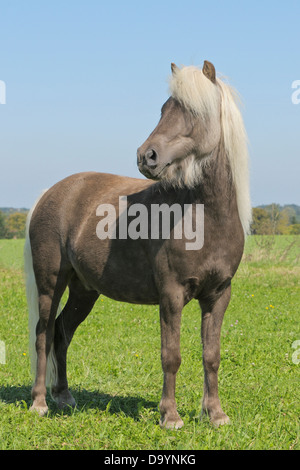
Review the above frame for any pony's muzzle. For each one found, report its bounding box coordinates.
[144,149,158,168]
[137,147,158,169]
[137,146,172,180]
[137,146,159,179]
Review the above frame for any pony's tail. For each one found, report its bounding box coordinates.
[24,191,60,388]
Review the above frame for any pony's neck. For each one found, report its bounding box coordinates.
[156,141,239,219]
[195,142,237,213]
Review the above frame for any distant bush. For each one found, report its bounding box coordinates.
[251,204,300,235]
[0,210,28,239]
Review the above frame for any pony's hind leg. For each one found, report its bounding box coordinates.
[30,272,67,416]
[51,274,99,409]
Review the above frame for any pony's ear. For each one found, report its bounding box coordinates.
[171,63,179,74]
[202,60,216,83]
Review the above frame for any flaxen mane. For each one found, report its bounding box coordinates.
[169,65,252,235]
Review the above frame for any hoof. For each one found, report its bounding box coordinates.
[202,409,230,427]
[29,404,49,417]
[211,414,230,427]
[51,388,76,410]
[160,416,184,430]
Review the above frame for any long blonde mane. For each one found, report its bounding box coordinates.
[169,65,252,235]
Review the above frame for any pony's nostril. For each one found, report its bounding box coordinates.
[145,149,157,167]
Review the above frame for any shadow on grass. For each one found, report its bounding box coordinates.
[0,385,158,421]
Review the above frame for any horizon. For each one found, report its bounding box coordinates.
[1,202,300,213]
[1,1,299,208]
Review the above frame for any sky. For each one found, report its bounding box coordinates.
[0,0,299,208]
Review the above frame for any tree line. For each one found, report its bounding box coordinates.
[0,210,28,238]
[252,204,300,235]
[0,203,300,239]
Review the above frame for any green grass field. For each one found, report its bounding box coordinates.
[0,237,299,450]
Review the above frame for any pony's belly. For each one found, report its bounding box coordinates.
[98,270,159,305]
[100,285,159,305]
[75,253,159,305]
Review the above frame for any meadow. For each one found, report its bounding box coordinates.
[0,236,299,450]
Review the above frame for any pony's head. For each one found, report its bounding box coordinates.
[137,61,221,185]
[137,60,251,234]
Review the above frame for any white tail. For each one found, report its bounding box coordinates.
[24,191,60,388]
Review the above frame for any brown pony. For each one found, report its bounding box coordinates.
[24,61,251,428]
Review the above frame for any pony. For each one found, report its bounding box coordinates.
[24,60,251,428]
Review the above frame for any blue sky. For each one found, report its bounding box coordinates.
[0,0,299,207]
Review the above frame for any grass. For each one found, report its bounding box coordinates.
[0,237,299,450]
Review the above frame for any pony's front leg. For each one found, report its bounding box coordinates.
[199,284,231,427]
[159,289,184,429]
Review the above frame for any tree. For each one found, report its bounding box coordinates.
[261,203,290,235]
[268,203,281,234]
[0,211,6,238]
[251,208,272,234]
[289,224,300,235]
[277,209,290,234]
[5,212,27,238]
